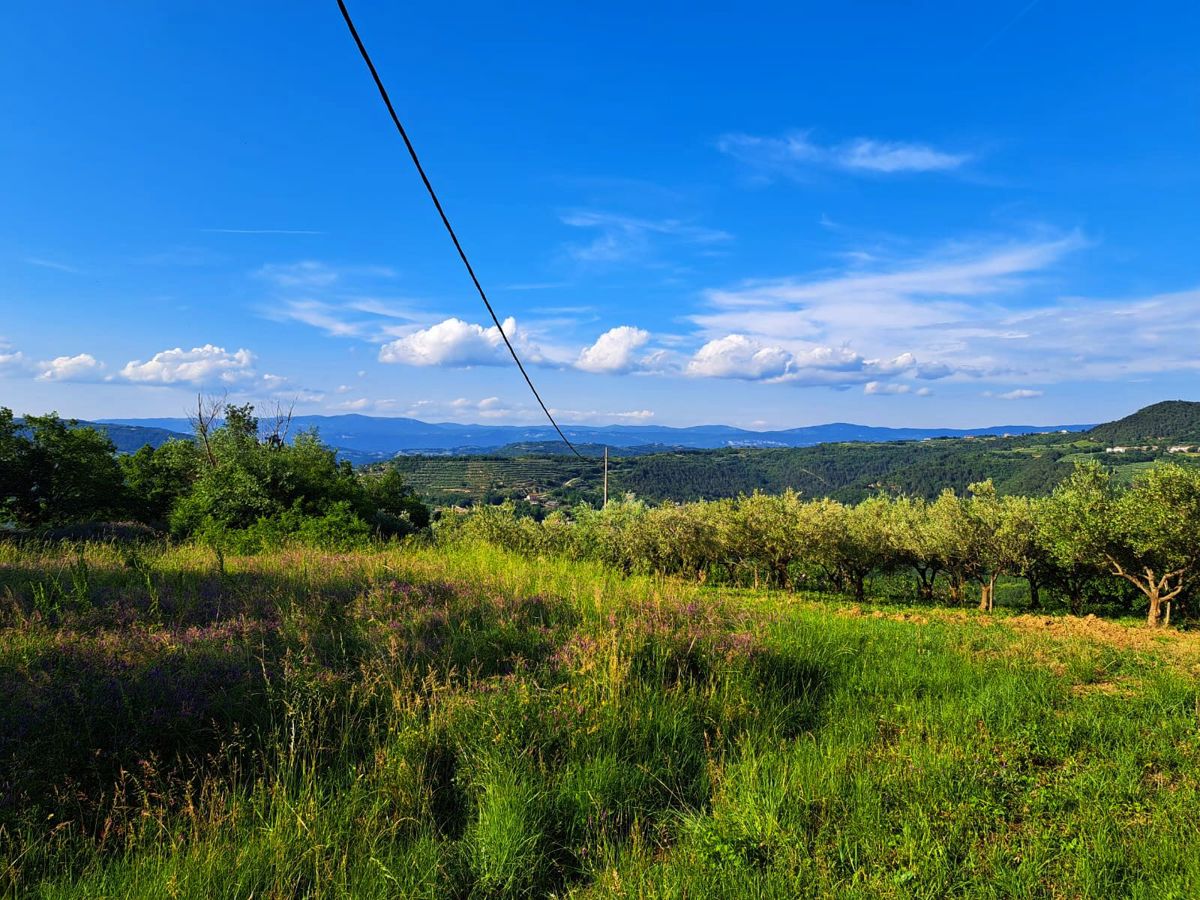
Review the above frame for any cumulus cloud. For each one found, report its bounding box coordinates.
[576,326,651,373]
[685,334,917,388]
[120,344,256,385]
[864,381,910,395]
[0,347,29,375]
[36,353,105,382]
[717,130,970,179]
[379,317,542,367]
[687,335,794,380]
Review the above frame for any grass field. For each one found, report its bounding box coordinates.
[2,539,1199,897]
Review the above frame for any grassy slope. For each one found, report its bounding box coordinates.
[1,541,1198,898]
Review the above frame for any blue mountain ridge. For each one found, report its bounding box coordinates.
[98,414,1093,456]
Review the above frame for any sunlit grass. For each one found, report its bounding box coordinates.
[2,538,1198,897]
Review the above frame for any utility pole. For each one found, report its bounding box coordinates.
[603,445,608,507]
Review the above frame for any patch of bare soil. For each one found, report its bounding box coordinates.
[1001,614,1200,681]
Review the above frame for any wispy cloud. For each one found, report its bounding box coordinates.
[266,300,370,338]
[717,130,971,181]
[675,231,1200,391]
[25,257,82,274]
[678,232,1088,391]
[994,388,1044,400]
[256,261,341,289]
[561,210,731,264]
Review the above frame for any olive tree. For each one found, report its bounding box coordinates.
[1106,464,1200,627]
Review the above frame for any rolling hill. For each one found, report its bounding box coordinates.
[1085,400,1200,446]
[381,401,1200,508]
[99,413,1091,455]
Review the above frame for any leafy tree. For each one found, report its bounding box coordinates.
[120,439,202,527]
[889,496,942,602]
[0,408,23,523]
[729,491,811,589]
[813,497,895,602]
[1106,464,1200,626]
[926,488,981,605]
[6,413,126,526]
[1040,462,1112,614]
[967,481,1043,611]
[361,465,431,536]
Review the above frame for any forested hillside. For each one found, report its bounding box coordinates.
[386,431,1152,508]
[1086,400,1200,445]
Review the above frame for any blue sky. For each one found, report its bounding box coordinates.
[2,1,1198,429]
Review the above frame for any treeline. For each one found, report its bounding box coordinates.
[0,405,428,549]
[438,461,1200,628]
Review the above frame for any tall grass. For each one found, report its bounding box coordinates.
[1,538,1198,897]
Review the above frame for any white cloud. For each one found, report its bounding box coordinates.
[329,397,372,412]
[864,381,910,395]
[0,347,29,376]
[562,210,731,264]
[689,234,1088,389]
[270,300,367,338]
[996,389,1044,400]
[837,139,968,173]
[119,344,256,385]
[378,317,541,367]
[255,261,340,289]
[550,407,656,424]
[26,257,82,274]
[686,334,910,388]
[717,130,970,180]
[36,353,105,382]
[576,326,651,373]
[687,335,793,380]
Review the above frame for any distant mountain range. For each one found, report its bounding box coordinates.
[96,414,1095,459]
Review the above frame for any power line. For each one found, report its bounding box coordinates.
[334,0,582,459]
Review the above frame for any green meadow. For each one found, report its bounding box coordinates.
[2,539,1198,898]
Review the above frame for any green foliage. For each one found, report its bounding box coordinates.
[119,439,202,526]
[437,462,1200,624]
[1087,399,1200,446]
[0,405,430,550]
[0,409,127,527]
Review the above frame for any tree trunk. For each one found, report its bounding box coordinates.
[949,573,966,606]
[853,573,866,603]
[977,574,998,612]
[914,565,937,603]
[1146,588,1161,628]
[1106,556,1184,629]
[1027,576,1042,611]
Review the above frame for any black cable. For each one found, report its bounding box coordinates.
[334,0,583,458]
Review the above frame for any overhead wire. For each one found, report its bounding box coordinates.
[333,0,583,458]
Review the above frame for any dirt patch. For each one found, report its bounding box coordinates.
[835,606,933,626]
[1069,676,1142,698]
[1006,613,1200,655]
[1002,613,1200,677]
